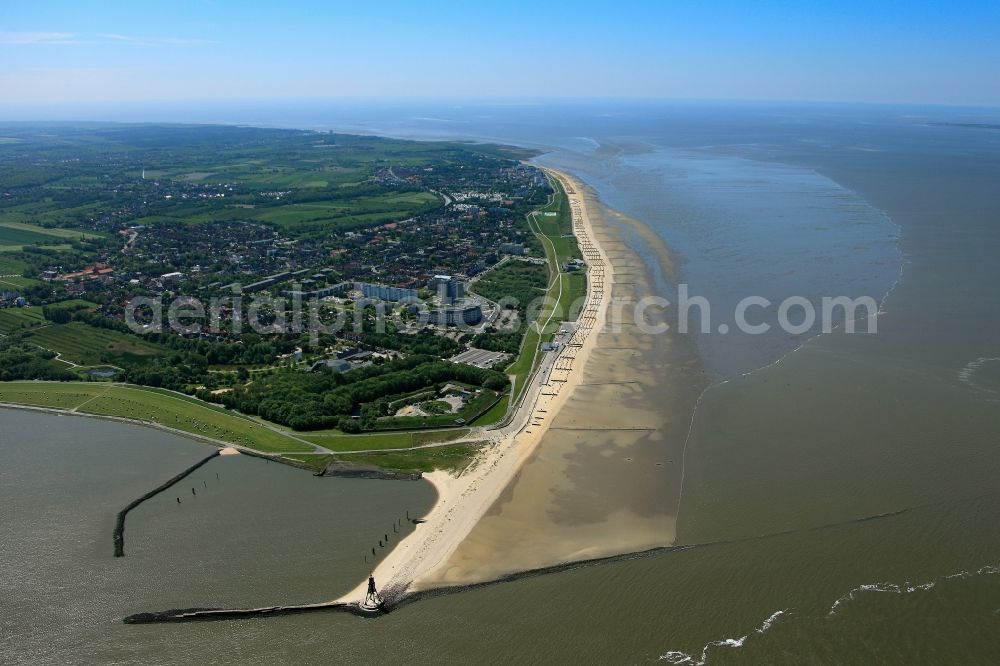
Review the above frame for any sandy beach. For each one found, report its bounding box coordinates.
[415,172,703,587]
[336,168,614,604]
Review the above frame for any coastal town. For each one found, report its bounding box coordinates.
[0,125,584,438]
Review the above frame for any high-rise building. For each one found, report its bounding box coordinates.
[427,274,466,304]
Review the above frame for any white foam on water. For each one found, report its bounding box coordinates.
[756,609,787,633]
[659,637,747,666]
[658,563,1000,663]
[957,356,1000,394]
[828,563,1000,616]
[658,609,788,664]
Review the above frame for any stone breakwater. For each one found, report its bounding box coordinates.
[123,602,370,624]
[113,450,221,557]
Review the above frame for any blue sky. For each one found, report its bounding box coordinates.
[2,0,999,106]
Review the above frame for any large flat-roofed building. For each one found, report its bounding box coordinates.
[355,281,419,303]
[424,301,483,327]
[427,274,466,304]
[282,281,351,299]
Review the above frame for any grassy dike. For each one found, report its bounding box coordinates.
[0,380,486,474]
[283,442,484,475]
[0,381,314,453]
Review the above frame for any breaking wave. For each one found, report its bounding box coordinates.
[659,562,1000,664]
[829,562,1000,616]
[658,609,789,664]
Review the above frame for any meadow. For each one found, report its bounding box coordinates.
[297,427,470,452]
[283,441,484,474]
[0,381,483,468]
[0,381,313,453]
[0,220,108,252]
[0,306,47,334]
[22,322,164,366]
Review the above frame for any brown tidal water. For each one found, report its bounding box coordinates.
[4,104,1000,663]
[0,409,435,665]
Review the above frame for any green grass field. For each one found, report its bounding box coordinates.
[472,393,509,425]
[532,176,582,264]
[23,322,163,366]
[0,380,485,470]
[170,164,367,190]
[559,272,587,323]
[0,225,65,247]
[284,441,485,474]
[0,275,42,289]
[0,381,314,453]
[0,220,106,252]
[297,427,470,452]
[0,306,47,334]
[0,382,107,408]
[507,326,542,403]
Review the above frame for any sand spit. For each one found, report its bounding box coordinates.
[335,168,613,604]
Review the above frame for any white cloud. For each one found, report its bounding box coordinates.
[0,32,83,45]
[0,31,214,47]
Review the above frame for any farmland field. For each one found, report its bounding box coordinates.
[244,191,441,232]
[0,221,107,252]
[22,322,164,366]
[0,275,42,289]
[0,306,47,334]
[0,225,63,248]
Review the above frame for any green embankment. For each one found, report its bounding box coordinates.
[283,441,485,475]
[297,427,470,452]
[0,381,104,409]
[0,382,479,472]
[0,381,312,453]
[508,326,542,403]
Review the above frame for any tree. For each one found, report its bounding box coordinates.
[338,417,361,433]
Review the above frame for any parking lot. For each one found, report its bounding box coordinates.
[449,347,511,369]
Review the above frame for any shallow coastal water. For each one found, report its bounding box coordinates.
[0,409,435,665]
[4,103,1000,663]
[539,146,901,380]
